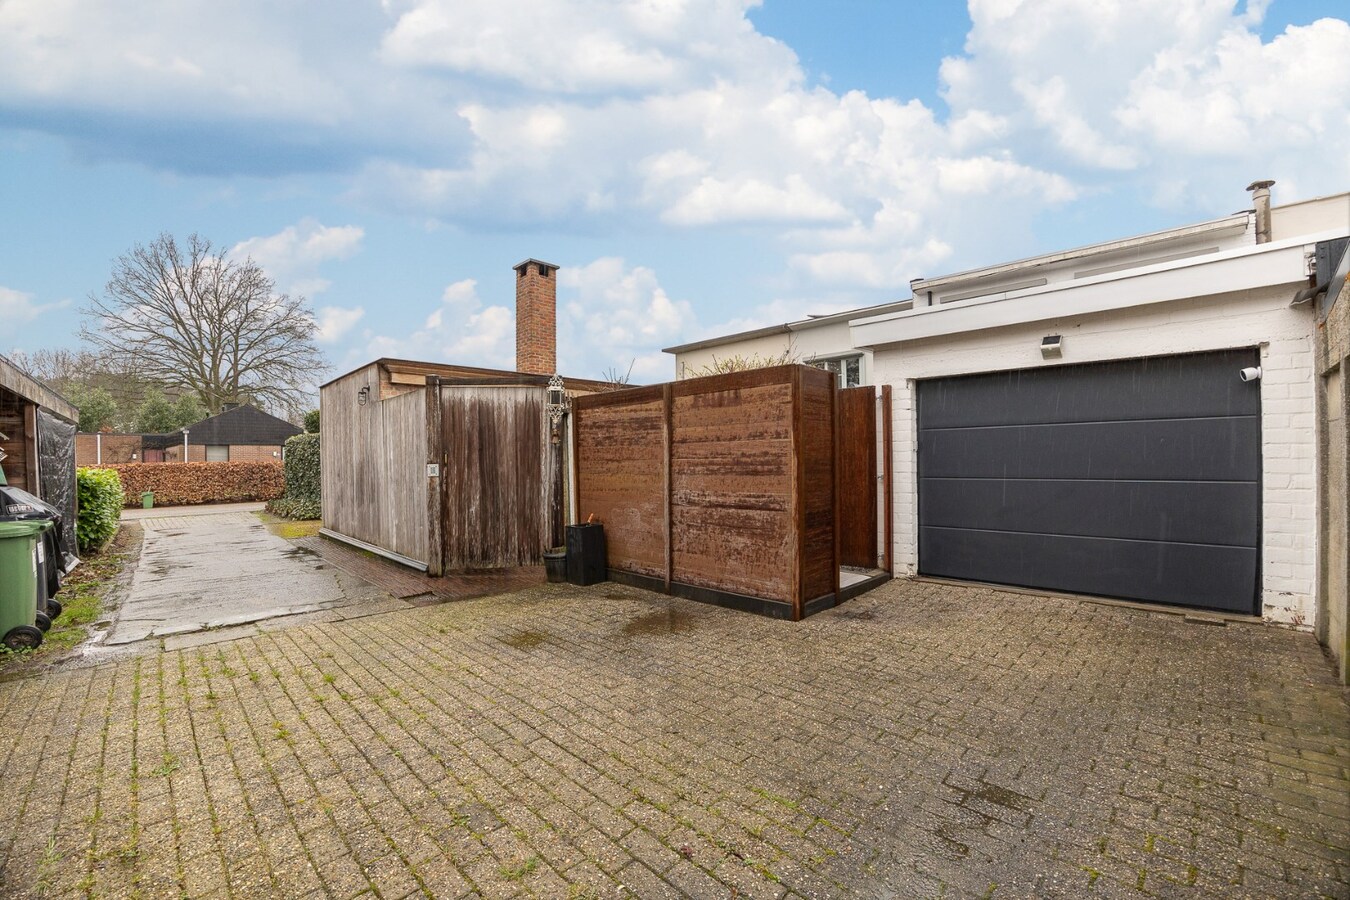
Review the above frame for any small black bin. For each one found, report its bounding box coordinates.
[565,523,607,586]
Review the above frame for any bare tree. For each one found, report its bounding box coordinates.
[598,360,636,391]
[82,233,325,418]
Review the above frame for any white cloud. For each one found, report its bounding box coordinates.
[557,258,697,380]
[0,286,65,323]
[939,0,1350,207]
[232,219,364,296]
[314,305,365,343]
[365,278,516,370]
[4,0,1347,317]
[379,0,797,94]
[0,1,354,124]
[1117,18,1350,158]
[662,174,850,226]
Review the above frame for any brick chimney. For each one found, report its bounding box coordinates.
[514,258,558,375]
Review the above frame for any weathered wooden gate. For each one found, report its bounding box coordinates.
[437,385,552,571]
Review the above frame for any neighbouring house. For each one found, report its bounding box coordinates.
[0,354,79,558]
[665,299,914,388]
[75,403,302,465]
[666,182,1350,646]
[320,259,617,573]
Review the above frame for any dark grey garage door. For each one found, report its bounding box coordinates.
[917,349,1261,614]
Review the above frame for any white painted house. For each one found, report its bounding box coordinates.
[666,300,914,388]
[667,184,1350,629]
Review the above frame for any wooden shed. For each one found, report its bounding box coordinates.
[320,359,612,573]
[572,364,891,620]
[0,354,80,558]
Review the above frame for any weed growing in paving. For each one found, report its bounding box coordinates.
[500,856,539,881]
[151,753,181,777]
[35,837,60,896]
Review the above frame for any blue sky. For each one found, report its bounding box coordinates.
[2,0,1348,385]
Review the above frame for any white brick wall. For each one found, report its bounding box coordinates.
[870,285,1318,625]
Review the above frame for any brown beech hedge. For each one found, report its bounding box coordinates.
[97,462,285,507]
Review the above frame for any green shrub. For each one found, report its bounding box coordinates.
[266,497,322,520]
[304,409,320,433]
[266,433,321,520]
[76,467,123,553]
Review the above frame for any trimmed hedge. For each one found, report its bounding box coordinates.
[98,461,285,507]
[76,467,123,553]
[265,433,321,520]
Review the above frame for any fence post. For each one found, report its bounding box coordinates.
[663,383,673,591]
[425,376,445,577]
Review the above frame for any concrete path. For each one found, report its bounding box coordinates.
[107,508,386,644]
[119,500,265,521]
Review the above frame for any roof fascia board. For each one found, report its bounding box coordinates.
[910,214,1251,293]
[851,241,1310,348]
[661,299,915,355]
[662,323,791,355]
[0,355,80,422]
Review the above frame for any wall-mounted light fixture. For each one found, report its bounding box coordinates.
[545,373,570,427]
[1041,335,1063,359]
[357,385,370,406]
[131,452,138,461]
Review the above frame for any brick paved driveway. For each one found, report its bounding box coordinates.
[1,580,1346,898]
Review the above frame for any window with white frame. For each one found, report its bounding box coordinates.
[811,355,862,388]
[206,445,229,462]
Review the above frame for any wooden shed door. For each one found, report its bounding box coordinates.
[837,386,878,568]
[441,388,550,570]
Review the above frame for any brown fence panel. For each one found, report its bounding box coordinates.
[573,386,668,578]
[798,367,838,608]
[837,385,878,568]
[573,364,880,619]
[441,386,549,570]
[670,372,795,604]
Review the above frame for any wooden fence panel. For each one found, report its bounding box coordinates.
[837,385,878,568]
[441,386,549,570]
[798,367,838,607]
[573,364,880,618]
[321,364,429,565]
[574,387,667,578]
[671,379,794,603]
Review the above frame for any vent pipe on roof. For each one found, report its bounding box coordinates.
[1248,179,1275,244]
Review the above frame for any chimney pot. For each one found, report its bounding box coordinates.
[513,258,559,375]
[1247,179,1275,244]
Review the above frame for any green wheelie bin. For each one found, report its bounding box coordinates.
[0,519,52,650]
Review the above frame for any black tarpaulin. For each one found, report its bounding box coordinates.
[37,409,77,559]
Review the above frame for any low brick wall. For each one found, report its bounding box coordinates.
[95,461,285,507]
[75,433,143,466]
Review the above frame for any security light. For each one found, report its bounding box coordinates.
[1040,335,1063,359]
